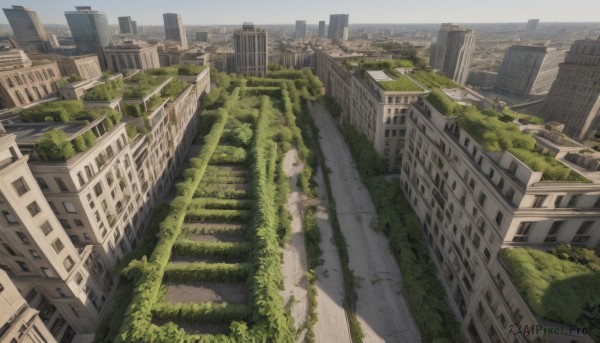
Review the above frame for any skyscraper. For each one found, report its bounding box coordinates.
[327,14,349,41]
[429,23,475,84]
[3,5,52,52]
[495,45,565,96]
[233,22,267,77]
[118,16,135,34]
[64,6,111,69]
[526,19,540,31]
[295,20,307,39]
[131,21,138,35]
[163,13,188,49]
[541,37,600,140]
[318,21,326,38]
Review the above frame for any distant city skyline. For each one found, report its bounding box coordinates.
[1,0,600,26]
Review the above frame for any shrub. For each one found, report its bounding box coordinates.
[210,145,247,164]
[73,135,88,152]
[124,104,143,118]
[37,129,75,161]
[163,262,250,283]
[83,130,96,147]
[173,240,249,260]
[152,302,247,324]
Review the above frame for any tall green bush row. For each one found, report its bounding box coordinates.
[152,302,248,324]
[163,262,250,283]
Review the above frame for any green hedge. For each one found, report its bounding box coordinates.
[185,209,251,222]
[85,78,125,101]
[164,262,250,283]
[20,100,84,122]
[194,187,249,199]
[188,198,252,210]
[152,302,247,323]
[210,145,248,164]
[36,129,75,161]
[173,240,249,260]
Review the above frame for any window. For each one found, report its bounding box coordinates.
[473,233,481,248]
[484,249,491,262]
[554,195,564,208]
[63,202,77,213]
[495,211,504,226]
[83,233,91,242]
[567,194,580,207]
[74,219,84,227]
[2,243,16,256]
[12,177,29,196]
[513,222,533,242]
[63,256,75,271]
[106,172,114,186]
[26,201,41,217]
[478,193,486,206]
[94,183,103,196]
[51,239,64,253]
[75,273,83,285]
[532,195,547,208]
[572,221,593,243]
[77,172,85,187]
[36,177,49,190]
[545,221,563,242]
[508,161,518,174]
[29,250,41,259]
[16,231,30,244]
[2,210,18,224]
[55,178,68,192]
[59,219,72,229]
[16,261,30,272]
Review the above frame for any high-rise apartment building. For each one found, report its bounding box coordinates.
[429,23,475,84]
[64,6,111,69]
[0,66,211,341]
[315,51,426,170]
[118,16,135,35]
[233,23,268,77]
[104,41,160,73]
[295,20,307,40]
[327,14,349,41]
[542,37,600,140]
[526,19,540,31]
[318,21,326,38]
[401,91,600,342]
[2,5,53,53]
[131,21,138,35]
[495,45,565,96]
[196,31,211,43]
[163,13,188,49]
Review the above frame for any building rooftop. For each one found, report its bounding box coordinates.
[366,70,392,81]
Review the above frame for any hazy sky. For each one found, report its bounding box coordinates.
[1,0,599,26]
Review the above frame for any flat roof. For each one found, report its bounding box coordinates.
[366,70,393,82]
[3,122,84,144]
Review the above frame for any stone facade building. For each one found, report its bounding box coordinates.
[430,23,475,85]
[495,45,565,96]
[401,92,600,342]
[104,41,160,73]
[233,23,268,77]
[0,60,60,109]
[541,37,600,140]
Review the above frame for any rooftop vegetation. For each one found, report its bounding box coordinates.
[502,247,600,340]
[20,100,85,123]
[84,78,125,101]
[161,79,189,99]
[410,69,461,89]
[177,65,206,76]
[122,71,172,99]
[36,129,75,161]
[426,90,588,182]
[376,70,422,92]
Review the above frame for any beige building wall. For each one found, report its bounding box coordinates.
[104,43,160,73]
[56,55,102,80]
[400,97,600,342]
[233,23,268,77]
[0,270,57,343]
[0,62,60,108]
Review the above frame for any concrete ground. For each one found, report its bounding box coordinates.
[308,102,421,343]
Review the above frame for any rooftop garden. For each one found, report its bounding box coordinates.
[502,246,600,340]
[35,108,122,161]
[376,70,422,92]
[122,70,173,99]
[410,69,461,89]
[177,65,206,76]
[426,90,589,182]
[84,78,125,101]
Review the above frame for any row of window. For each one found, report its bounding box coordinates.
[513,220,593,243]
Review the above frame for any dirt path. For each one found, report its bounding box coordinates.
[312,167,353,343]
[280,148,309,340]
[308,102,421,343]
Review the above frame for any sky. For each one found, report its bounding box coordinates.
[1,0,600,26]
